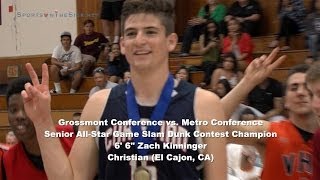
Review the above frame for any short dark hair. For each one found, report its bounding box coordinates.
[284,64,310,90]
[83,19,94,26]
[121,0,175,35]
[72,112,81,117]
[306,63,320,84]
[6,76,32,105]
[287,64,310,79]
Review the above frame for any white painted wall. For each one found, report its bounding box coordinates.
[0,0,77,57]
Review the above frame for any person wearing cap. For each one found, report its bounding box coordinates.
[50,31,83,93]
[74,19,109,76]
[89,67,118,97]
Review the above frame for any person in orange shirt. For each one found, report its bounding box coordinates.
[225,64,317,179]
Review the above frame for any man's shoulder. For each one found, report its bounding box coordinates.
[92,31,105,37]
[75,33,85,39]
[194,88,220,104]
[70,45,81,52]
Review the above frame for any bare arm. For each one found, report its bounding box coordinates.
[244,14,260,21]
[22,63,73,180]
[195,88,227,180]
[51,57,64,67]
[68,62,82,72]
[70,89,110,180]
[222,48,286,119]
[22,63,110,180]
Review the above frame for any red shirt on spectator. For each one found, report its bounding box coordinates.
[223,32,254,65]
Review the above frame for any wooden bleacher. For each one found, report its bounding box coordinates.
[0,93,88,111]
[0,54,50,84]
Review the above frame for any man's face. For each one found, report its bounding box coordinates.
[7,94,36,142]
[61,36,71,48]
[93,72,108,88]
[84,23,94,35]
[120,13,177,71]
[308,80,320,117]
[285,73,313,115]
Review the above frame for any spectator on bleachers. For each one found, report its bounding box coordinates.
[74,19,109,76]
[223,17,253,69]
[175,66,192,83]
[215,78,232,98]
[123,70,131,84]
[305,0,320,62]
[199,20,221,87]
[89,67,118,97]
[103,43,111,63]
[100,0,125,43]
[0,131,18,152]
[50,31,83,94]
[107,43,129,83]
[5,131,17,147]
[3,76,75,179]
[268,0,306,51]
[180,0,226,56]
[211,53,243,91]
[247,77,284,121]
[224,0,262,36]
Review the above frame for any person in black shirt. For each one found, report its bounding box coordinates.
[224,0,262,36]
[248,77,284,120]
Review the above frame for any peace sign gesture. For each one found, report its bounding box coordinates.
[243,47,286,85]
[21,63,52,125]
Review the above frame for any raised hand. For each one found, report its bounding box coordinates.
[21,63,52,125]
[243,47,286,86]
[221,48,286,119]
